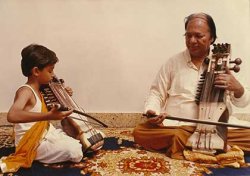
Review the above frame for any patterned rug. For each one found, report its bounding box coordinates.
[1,125,250,176]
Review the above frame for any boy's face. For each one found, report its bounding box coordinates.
[37,64,55,84]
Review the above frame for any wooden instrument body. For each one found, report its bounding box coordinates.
[61,116,105,152]
[186,43,231,154]
[40,76,105,152]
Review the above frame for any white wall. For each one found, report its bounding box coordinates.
[0,0,249,113]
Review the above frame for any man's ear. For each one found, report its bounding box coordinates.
[210,37,215,45]
[31,67,40,76]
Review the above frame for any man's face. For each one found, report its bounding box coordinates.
[185,18,213,59]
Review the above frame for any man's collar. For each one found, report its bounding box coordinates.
[185,49,211,65]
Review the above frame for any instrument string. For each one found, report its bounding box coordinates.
[58,77,103,144]
[197,57,221,149]
[52,80,100,142]
[195,44,231,152]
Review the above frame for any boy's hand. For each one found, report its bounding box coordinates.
[65,86,73,96]
[48,105,73,120]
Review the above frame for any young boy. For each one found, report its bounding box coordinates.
[1,44,84,173]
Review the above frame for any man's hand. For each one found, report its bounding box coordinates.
[145,110,166,125]
[214,67,244,98]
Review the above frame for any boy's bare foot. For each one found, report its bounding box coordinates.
[90,140,104,151]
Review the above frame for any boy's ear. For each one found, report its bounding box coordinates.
[31,67,40,76]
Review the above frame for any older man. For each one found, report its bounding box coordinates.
[133,13,250,160]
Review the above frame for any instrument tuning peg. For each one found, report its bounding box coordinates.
[230,58,242,65]
[230,65,240,73]
[52,77,57,82]
[59,79,65,84]
[204,58,210,65]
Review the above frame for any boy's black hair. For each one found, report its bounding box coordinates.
[21,44,58,77]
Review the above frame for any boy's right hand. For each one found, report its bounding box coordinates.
[48,105,73,120]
